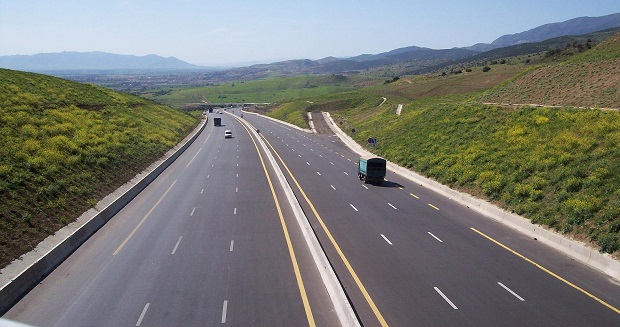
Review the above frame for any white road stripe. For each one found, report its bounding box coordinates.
[331,185,336,190]
[234,208,237,215]
[136,303,150,326]
[381,234,393,245]
[317,172,321,176]
[221,300,228,323]
[362,185,368,189]
[350,204,358,211]
[343,172,349,175]
[190,207,196,217]
[428,232,443,242]
[236,187,238,193]
[186,147,202,167]
[498,282,525,301]
[230,240,234,252]
[330,162,334,165]
[306,162,310,165]
[434,287,458,309]
[207,175,210,179]
[388,203,397,210]
[201,189,204,194]
[171,236,183,254]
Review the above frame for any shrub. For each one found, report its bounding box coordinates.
[483,66,491,72]
[598,233,619,253]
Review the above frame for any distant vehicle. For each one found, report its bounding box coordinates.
[358,156,386,184]
[208,108,213,113]
[214,117,222,126]
[224,130,232,138]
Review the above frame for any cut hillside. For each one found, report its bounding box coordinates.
[0,69,198,269]
[266,47,620,256]
[481,32,620,109]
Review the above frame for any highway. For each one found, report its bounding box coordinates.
[5,112,339,326]
[241,110,620,326]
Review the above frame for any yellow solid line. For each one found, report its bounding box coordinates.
[262,134,389,327]
[428,203,440,210]
[113,179,177,256]
[409,193,419,199]
[241,122,316,327]
[471,227,620,315]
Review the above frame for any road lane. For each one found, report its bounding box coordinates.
[6,112,339,326]
[244,111,620,326]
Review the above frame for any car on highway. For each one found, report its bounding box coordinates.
[224,130,232,138]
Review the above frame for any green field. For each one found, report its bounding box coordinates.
[141,74,376,108]
[0,69,198,268]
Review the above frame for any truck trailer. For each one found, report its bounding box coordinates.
[213,117,222,126]
[358,156,386,184]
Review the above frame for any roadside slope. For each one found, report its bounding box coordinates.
[480,32,620,109]
[0,69,198,269]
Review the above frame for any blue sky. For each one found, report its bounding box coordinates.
[1,0,619,66]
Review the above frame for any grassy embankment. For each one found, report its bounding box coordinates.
[0,69,198,268]
[268,35,620,255]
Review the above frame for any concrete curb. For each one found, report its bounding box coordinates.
[322,112,620,282]
[0,118,208,315]
[232,113,360,327]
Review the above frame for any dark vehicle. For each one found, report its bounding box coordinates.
[214,117,222,126]
[358,156,386,184]
[208,108,213,113]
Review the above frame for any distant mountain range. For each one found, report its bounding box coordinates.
[468,12,620,51]
[0,13,618,74]
[0,51,204,71]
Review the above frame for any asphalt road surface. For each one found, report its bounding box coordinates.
[242,110,620,326]
[6,112,339,327]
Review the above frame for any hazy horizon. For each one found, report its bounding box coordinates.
[1,1,619,66]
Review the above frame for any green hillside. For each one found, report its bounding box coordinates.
[268,34,620,256]
[0,69,198,268]
[481,33,620,109]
